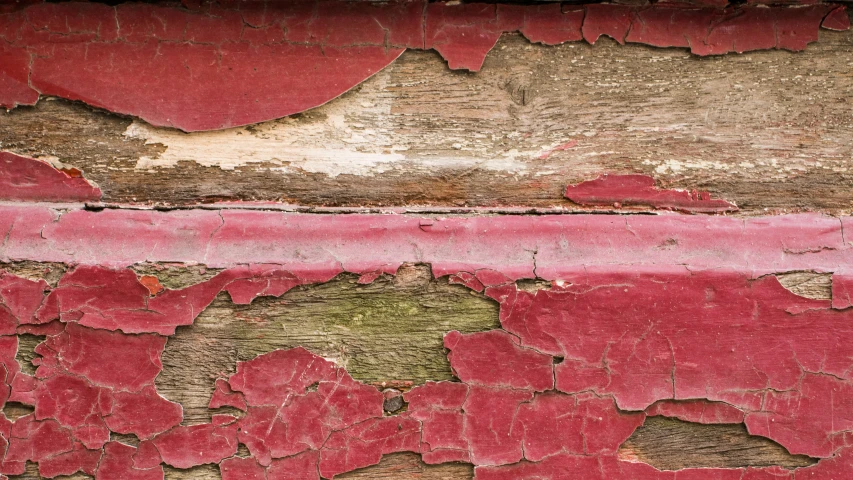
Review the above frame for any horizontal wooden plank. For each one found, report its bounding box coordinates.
[2,24,852,213]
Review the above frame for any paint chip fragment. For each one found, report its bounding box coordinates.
[565,174,738,213]
[0,152,101,203]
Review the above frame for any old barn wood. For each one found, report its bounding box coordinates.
[0,0,852,479]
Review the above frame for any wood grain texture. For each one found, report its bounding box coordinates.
[775,272,833,300]
[619,417,816,470]
[2,20,852,213]
[155,265,500,424]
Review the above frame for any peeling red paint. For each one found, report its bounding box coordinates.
[231,348,383,467]
[444,330,554,392]
[320,417,421,478]
[96,442,163,480]
[645,400,746,424]
[821,5,850,30]
[5,207,850,280]
[517,393,645,461]
[0,271,48,335]
[35,264,312,335]
[486,271,853,459]
[208,378,247,411]
[219,456,266,480]
[448,272,485,292]
[0,152,100,202]
[151,418,239,469]
[832,273,853,309]
[39,440,101,479]
[0,2,846,131]
[565,174,738,213]
[0,201,847,476]
[0,263,850,476]
[356,270,383,285]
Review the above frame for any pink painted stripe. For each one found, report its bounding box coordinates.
[0,206,847,278]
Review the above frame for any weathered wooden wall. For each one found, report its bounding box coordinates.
[3,27,853,214]
[1,4,852,480]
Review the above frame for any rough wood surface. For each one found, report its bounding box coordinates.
[155,265,500,424]
[2,22,853,213]
[775,272,833,300]
[619,417,816,470]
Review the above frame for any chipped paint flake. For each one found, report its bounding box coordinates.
[565,174,738,213]
[0,152,100,202]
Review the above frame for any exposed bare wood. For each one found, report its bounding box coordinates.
[156,265,500,425]
[775,272,833,300]
[337,453,473,479]
[619,416,816,470]
[2,23,852,213]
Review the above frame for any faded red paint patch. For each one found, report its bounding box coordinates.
[0,152,101,202]
[3,207,853,286]
[0,2,845,131]
[565,174,738,213]
[832,273,853,309]
[537,139,578,159]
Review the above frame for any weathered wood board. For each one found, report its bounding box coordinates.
[0,2,852,479]
[2,22,853,214]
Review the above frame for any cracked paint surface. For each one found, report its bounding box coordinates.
[0,265,849,478]
[0,1,847,131]
[0,141,849,479]
[1,206,851,276]
[565,174,738,213]
[0,203,847,477]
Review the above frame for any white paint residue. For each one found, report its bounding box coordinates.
[126,71,408,177]
[124,70,536,177]
[646,159,733,174]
